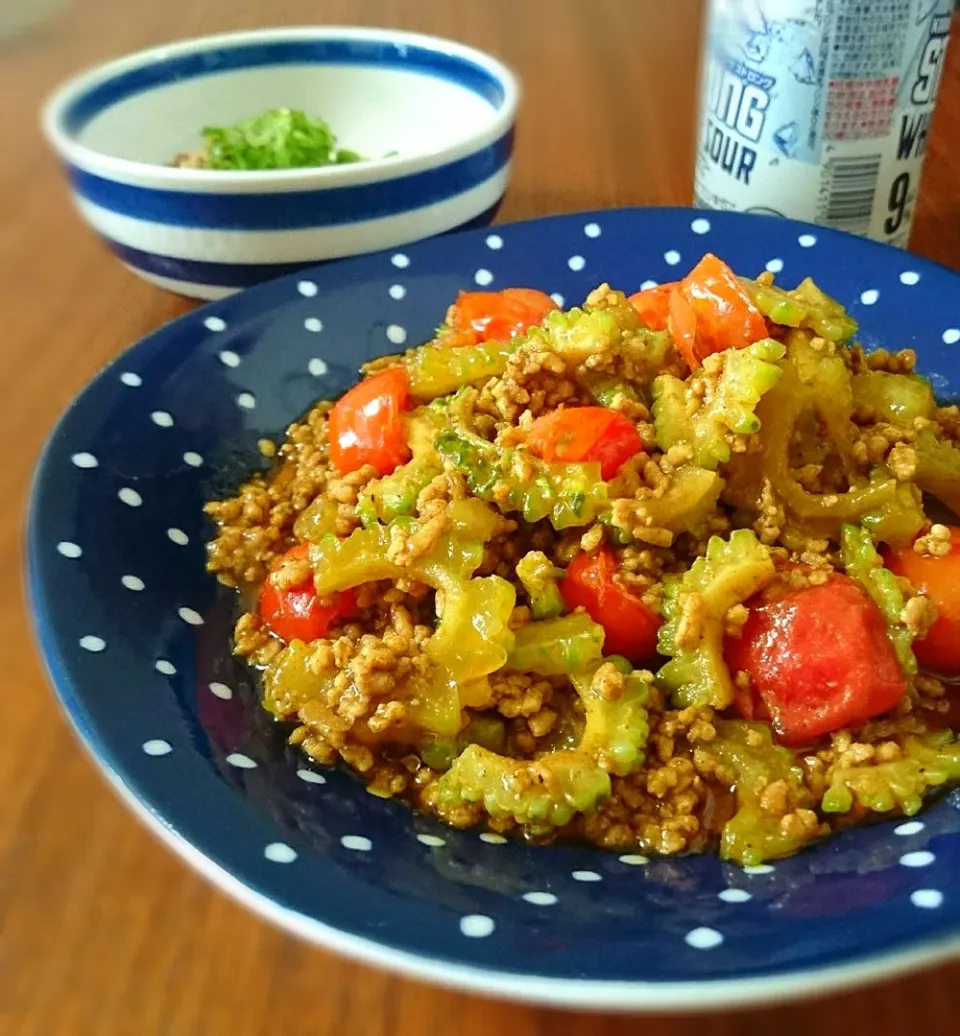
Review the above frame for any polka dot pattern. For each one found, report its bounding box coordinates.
[304,317,323,333]
[297,280,318,297]
[308,358,329,376]
[798,233,817,247]
[743,864,775,875]
[894,820,925,836]
[183,452,203,468]
[80,635,106,652]
[900,271,920,286]
[237,393,256,410]
[57,541,82,558]
[391,253,410,268]
[618,854,649,866]
[766,258,784,274]
[911,889,944,909]
[640,279,659,291]
[685,927,723,950]
[718,888,752,904]
[151,411,174,427]
[120,372,142,387]
[860,289,879,305]
[943,329,960,345]
[219,350,240,368]
[900,850,935,868]
[691,217,710,235]
[460,915,495,938]
[474,268,494,286]
[568,255,586,272]
[296,769,326,784]
[226,752,257,769]
[584,222,601,238]
[486,233,503,250]
[209,682,233,700]
[264,842,297,863]
[389,284,406,300]
[178,607,203,626]
[121,575,145,591]
[204,316,226,332]
[154,660,176,676]
[167,528,189,546]
[572,870,602,883]
[664,250,681,265]
[341,835,373,852]
[72,452,98,469]
[523,892,558,906]
[416,834,446,847]
[479,832,507,845]
[386,324,407,345]
[142,739,172,756]
[119,488,142,507]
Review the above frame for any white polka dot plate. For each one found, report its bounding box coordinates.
[27,209,960,1010]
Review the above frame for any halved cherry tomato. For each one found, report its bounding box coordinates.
[666,253,768,369]
[560,548,662,662]
[884,526,960,673]
[527,407,643,480]
[328,368,410,476]
[725,574,907,747]
[448,287,558,346]
[668,286,701,370]
[627,283,674,331]
[260,545,359,644]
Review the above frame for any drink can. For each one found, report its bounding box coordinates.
[694,0,953,246]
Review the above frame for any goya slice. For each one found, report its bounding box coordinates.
[506,613,606,675]
[710,720,819,866]
[657,530,776,708]
[822,732,960,816]
[653,338,785,469]
[840,523,917,674]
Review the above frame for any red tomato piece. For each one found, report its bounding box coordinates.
[670,253,768,369]
[526,407,643,480]
[668,286,701,370]
[884,526,960,674]
[725,574,907,747]
[627,283,675,331]
[560,549,662,663]
[449,287,558,345]
[328,368,410,476]
[259,545,358,644]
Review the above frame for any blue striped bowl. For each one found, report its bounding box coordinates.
[43,27,519,299]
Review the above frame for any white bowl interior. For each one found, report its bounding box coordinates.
[76,64,499,166]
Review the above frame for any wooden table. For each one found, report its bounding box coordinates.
[2,1,959,1033]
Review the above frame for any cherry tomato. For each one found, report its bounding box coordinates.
[448,288,558,345]
[884,526,960,673]
[725,574,907,747]
[328,368,410,476]
[560,549,662,663]
[668,254,768,369]
[527,407,643,480]
[260,545,358,644]
[627,283,674,331]
[668,286,701,370]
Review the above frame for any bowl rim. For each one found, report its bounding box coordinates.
[41,25,520,192]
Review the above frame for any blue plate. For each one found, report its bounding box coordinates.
[28,208,960,1010]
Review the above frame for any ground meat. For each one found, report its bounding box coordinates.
[205,275,960,865]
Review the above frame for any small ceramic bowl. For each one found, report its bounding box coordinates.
[42,26,519,300]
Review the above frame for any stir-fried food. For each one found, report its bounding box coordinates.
[205,256,960,865]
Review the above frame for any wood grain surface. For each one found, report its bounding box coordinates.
[2,2,959,1033]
